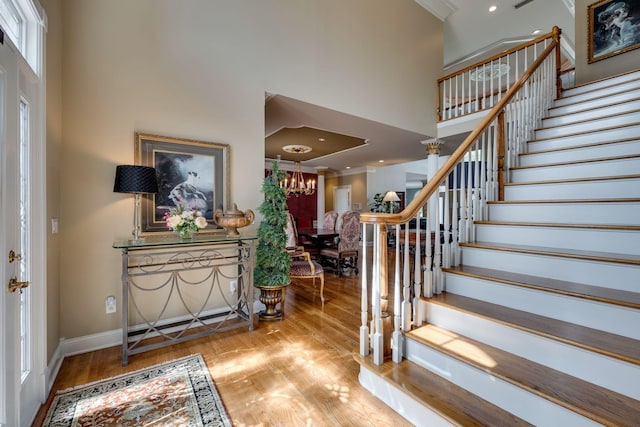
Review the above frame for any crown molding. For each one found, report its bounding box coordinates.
[414,0,457,21]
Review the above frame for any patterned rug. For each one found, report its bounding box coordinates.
[43,354,231,426]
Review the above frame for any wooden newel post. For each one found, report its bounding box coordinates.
[497,111,506,201]
[553,26,562,99]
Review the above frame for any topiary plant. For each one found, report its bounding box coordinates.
[254,159,291,288]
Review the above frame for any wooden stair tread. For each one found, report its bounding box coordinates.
[536,108,640,132]
[488,198,640,204]
[527,121,640,143]
[504,173,640,186]
[353,354,533,427]
[462,241,640,265]
[521,136,640,156]
[427,293,640,365]
[444,264,640,309]
[545,96,640,120]
[511,153,640,170]
[553,80,640,107]
[474,220,640,232]
[406,324,640,426]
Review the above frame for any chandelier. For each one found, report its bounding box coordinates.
[281,161,316,197]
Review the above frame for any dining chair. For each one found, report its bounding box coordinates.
[323,210,339,231]
[320,211,360,276]
[283,212,325,308]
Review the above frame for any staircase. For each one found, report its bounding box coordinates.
[358,70,640,426]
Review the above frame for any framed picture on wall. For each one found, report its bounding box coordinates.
[588,0,640,63]
[135,132,229,233]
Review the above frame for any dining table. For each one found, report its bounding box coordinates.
[297,228,339,252]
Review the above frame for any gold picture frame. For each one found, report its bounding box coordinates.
[135,132,229,234]
[588,0,640,63]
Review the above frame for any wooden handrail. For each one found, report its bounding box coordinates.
[361,27,560,226]
[437,27,560,84]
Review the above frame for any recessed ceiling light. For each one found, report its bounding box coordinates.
[531,29,541,35]
[489,5,497,12]
[318,138,325,142]
[346,166,351,169]
[378,160,385,163]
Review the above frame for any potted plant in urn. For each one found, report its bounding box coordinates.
[254,159,290,320]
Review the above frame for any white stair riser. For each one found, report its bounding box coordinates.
[529,124,640,151]
[405,340,601,427]
[488,202,640,225]
[444,273,640,339]
[544,99,640,127]
[548,93,640,119]
[460,246,638,292]
[535,112,640,140]
[475,224,640,255]
[561,72,640,97]
[554,79,640,107]
[520,139,640,166]
[511,157,640,182]
[504,178,640,200]
[423,302,640,399]
[358,368,455,427]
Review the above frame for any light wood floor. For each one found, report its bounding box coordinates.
[32,267,412,426]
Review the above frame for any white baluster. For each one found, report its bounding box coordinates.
[443,175,451,270]
[360,223,369,357]
[402,222,411,331]
[372,224,383,366]
[413,214,422,326]
[451,169,460,266]
[424,201,433,298]
[392,224,403,363]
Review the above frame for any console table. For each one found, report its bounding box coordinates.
[113,234,257,365]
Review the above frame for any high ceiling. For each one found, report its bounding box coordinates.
[265,0,576,174]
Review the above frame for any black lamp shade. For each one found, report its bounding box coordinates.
[113,165,159,194]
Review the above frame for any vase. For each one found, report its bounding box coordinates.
[257,285,287,321]
[177,229,194,240]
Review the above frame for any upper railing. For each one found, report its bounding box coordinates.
[437,28,562,122]
[358,27,562,366]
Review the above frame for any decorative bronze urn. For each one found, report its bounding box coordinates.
[214,203,255,236]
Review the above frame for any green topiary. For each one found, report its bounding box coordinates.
[254,160,291,287]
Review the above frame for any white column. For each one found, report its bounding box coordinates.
[315,167,327,229]
[421,139,443,230]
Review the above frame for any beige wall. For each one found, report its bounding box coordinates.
[575,0,640,85]
[50,0,442,343]
[42,0,62,361]
[324,172,367,215]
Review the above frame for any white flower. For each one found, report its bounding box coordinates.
[167,215,182,229]
[195,216,208,229]
[165,203,206,235]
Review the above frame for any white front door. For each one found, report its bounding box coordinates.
[0,34,45,427]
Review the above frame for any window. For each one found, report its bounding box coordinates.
[0,0,43,74]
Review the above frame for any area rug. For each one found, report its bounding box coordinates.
[43,353,231,426]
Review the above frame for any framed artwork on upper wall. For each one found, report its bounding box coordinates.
[588,0,640,63]
[135,132,229,234]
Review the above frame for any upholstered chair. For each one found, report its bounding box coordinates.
[320,211,360,276]
[323,210,339,231]
[282,212,326,309]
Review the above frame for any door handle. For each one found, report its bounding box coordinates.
[8,250,22,263]
[8,276,30,293]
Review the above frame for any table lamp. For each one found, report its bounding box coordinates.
[382,191,400,213]
[113,165,159,241]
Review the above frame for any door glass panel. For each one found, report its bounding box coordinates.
[19,98,30,381]
[0,0,24,51]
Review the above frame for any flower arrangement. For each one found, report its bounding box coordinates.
[164,203,208,238]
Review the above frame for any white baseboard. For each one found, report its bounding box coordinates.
[56,300,264,359]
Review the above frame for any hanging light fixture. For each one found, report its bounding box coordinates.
[280,145,316,197]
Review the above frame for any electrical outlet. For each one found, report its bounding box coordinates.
[229,280,237,293]
[105,296,117,314]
